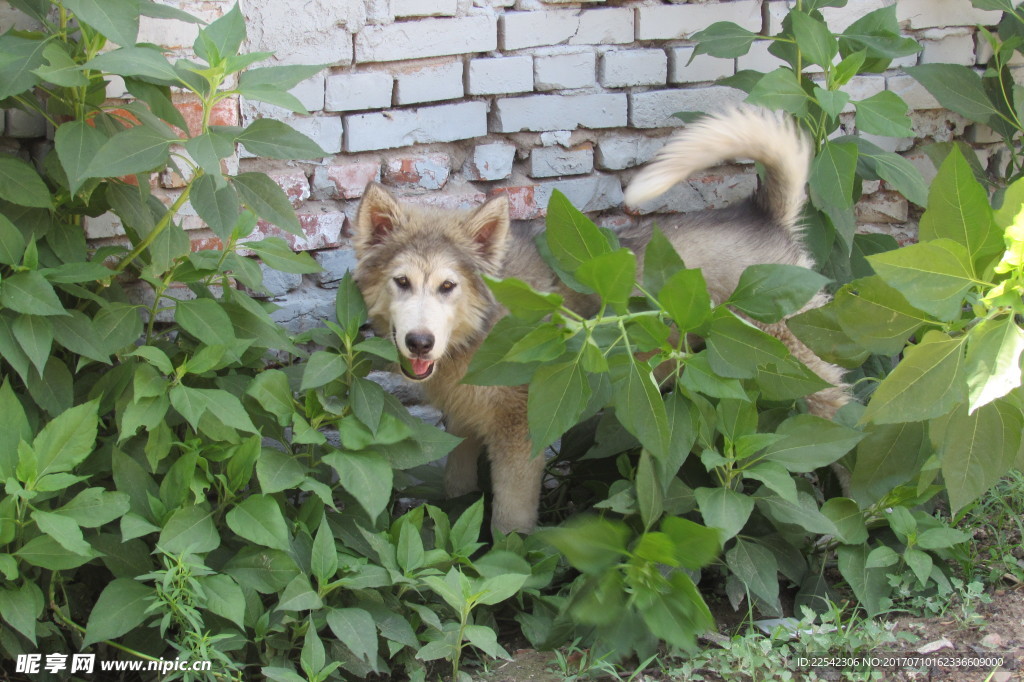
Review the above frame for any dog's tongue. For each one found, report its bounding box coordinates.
[411,358,433,376]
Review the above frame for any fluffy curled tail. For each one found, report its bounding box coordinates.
[623,108,812,233]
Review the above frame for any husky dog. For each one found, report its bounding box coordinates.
[353,108,848,534]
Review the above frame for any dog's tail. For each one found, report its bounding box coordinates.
[623,108,812,232]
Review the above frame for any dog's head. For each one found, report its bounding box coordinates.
[352,183,510,382]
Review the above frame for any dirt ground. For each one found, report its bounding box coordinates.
[477,584,1024,681]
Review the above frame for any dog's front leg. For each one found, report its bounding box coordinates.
[486,415,544,535]
[443,420,482,498]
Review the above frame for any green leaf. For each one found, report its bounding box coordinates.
[850,421,926,506]
[326,608,379,664]
[868,239,979,321]
[965,316,1024,412]
[854,90,914,137]
[93,303,143,355]
[642,227,687,296]
[15,534,97,570]
[690,21,759,58]
[814,87,851,120]
[661,516,720,570]
[706,311,789,379]
[0,156,52,209]
[246,369,295,425]
[85,46,180,82]
[936,400,1022,515]
[64,0,140,47]
[809,141,858,248]
[232,172,303,236]
[54,488,130,527]
[747,68,810,117]
[170,385,258,433]
[198,574,245,629]
[528,360,591,456]
[32,42,88,87]
[225,547,300,594]
[726,539,780,611]
[613,356,670,460]
[243,236,322,273]
[34,401,99,479]
[194,2,246,62]
[503,323,566,363]
[905,63,1003,126]
[13,314,52,375]
[0,582,43,644]
[537,517,630,574]
[837,544,889,616]
[787,304,870,368]
[919,146,1002,265]
[833,276,929,356]
[82,579,152,647]
[324,451,393,519]
[484,275,564,323]
[226,495,291,552]
[300,350,348,391]
[1,272,66,317]
[791,10,838,68]
[0,379,31,481]
[335,270,368,336]
[821,498,868,544]
[727,265,830,323]
[463,624,509,659]
[238,64,326,93]
[176,298,237,347]
[85,124,176,179]
[694,487,753,541]
[257,449,307,493]
[236,119,326,160]
[158,505,220,554]
[32,510,93,555]
[0,34,47,100]
[575,248,636,311]
[917,526,971,550]
[862,331,967,425]
[761,415,864,473]
[311,519,339,585]
[636,450,664,530]
[191,174,241,241]
[850,136,929,207]
[544,190,613,275]
[743,462,799,504]
[757,489,837,535]
[0,213,26,266]
[658,268,711,332]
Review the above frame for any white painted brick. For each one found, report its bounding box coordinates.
[384,153,452,190]
[465,143,517,181]
[0,4,41,31]
[324,72,394,112]
[595,133,664,170]
[242,73,327,119]
[343,101,488,151]
[468,56,534,95]
[393,0,458,18]
[976,32,1024,67]
[535,174,624,213]
[541,131,572,147]
[316,248,359,288]
[668,47,734,84]
[736,41,788,73]
[636,1,762,41]
[920,28,977,66]
[395,61,464,104]
[534,50,596,91]
[819,0,891,33]
[242,0,356,66]
[573,8,634,45]
[529,145,594,177]
[356,15,497,62]
[502,8,632,50]
[283,116,343,155]
[493,93,627,132]
[601,49,668,88]
[886,74,941,111]
[137,14,201,49]
[896,0,1001,29]
[630,87,745,129]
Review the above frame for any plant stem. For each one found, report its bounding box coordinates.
[114,181,195,274]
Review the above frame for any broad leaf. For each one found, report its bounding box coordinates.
[232,173,303,236]
[529,360,591,456]
[226,495,292,552]
[82,579,152,647]
[868,239,979,321]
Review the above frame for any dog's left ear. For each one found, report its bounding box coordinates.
[464,194,510,268]
[354,182,402,253]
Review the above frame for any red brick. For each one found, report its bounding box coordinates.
[268,170,311,208]
[172,94,240,138]
[490,186,541,220]
[239,212,346,252]
[315,162,381,199]
[403,190,487,212]
[384,153,451,190]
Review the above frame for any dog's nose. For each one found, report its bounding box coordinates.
[405,331,435,356]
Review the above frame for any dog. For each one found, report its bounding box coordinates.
[353,108,849,534]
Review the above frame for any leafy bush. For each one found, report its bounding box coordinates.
[905,0,1024,187]
[688,0,927,284]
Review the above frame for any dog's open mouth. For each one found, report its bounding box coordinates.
[400,355,435,381]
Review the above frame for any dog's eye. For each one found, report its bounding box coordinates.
[394,276,411,290]
[439,280,457,294]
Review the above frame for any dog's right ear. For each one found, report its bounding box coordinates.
[355,182,402,252]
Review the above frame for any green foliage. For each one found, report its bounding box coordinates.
[904,1,1024,187]
[688,3,926,285]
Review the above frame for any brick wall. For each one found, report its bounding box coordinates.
[0,0,1013,333]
